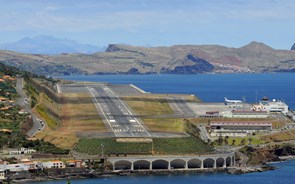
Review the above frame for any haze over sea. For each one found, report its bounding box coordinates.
[39,73,295,184]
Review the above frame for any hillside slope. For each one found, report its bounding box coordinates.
[1,41,295,75]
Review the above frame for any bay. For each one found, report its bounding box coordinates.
[62,73,295,109]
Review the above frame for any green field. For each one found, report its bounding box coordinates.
[75,137,213,155]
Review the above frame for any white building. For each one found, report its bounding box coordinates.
[9,148,36,155]
[42,161,65,169]
[0,169,7,180]
[227,110,269,118]
[209,121,272,137]
[254,97,289,115]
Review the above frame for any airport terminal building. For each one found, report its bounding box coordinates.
[209,121,272,137]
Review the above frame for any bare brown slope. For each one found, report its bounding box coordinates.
[1,41,295,75]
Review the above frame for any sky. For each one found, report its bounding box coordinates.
[0,0,294,49]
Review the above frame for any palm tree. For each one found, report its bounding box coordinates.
[232,139,236,146]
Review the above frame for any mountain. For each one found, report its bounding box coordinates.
[292,43,295,50]
[0,35,105,55]
[1,41,295,75]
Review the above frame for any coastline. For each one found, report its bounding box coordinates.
[11,165,276,183]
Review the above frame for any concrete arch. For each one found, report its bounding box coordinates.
[203,158,215,168]
[133,160,150,170]
[187,158,202,169]
[114,160,132,170]
[216,157,225,168]
[152,159,169,170]
[226,156,232,167]
[170,159,186,169]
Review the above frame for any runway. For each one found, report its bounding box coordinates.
[87,84,151,138]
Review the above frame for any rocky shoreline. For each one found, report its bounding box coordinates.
[10,165,277,183]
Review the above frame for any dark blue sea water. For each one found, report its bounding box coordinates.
[47,73,295,184]
[62,73,295,109]
[34,160,295,184]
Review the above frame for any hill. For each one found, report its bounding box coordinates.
[1,41,295,75]
[0,35,104,55]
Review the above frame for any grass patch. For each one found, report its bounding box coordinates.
[262,130,295,143]
[36,92,106,149]
[36,105,58,129]
[227,136,265,146]
[75,137,213,155]
[143,118,185,133]
[122,96,174,115]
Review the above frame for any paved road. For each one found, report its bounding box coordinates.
[16,77,44,137]
[87,84,151,138]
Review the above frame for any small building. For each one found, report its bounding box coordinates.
[42,161,65,169]
[5,164,30,172]
[199,111,222,118]
[209,121,272,137]
[66,160,84,168]
[9,148,36,155]
[0,169,8,180]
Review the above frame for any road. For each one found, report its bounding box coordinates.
[87,84,151,138]
[16,77,44,137]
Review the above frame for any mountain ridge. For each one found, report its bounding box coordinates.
[0,35,105,55]
[1,41,295,76]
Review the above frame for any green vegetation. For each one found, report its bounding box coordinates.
[143,118,185,133]
[214,136,265,146]
[0,132,69,154]
[0,63,68,154]
[122,96,174,115]
[75,137,213,155]
[36,105,58,129]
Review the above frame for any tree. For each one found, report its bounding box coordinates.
[232,139,236,146]
[241,139,246,145]
[248,137,253,145]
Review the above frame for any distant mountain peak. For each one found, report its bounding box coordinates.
[0,35,104,55]
[240,41,274,51]
[291,43,295,50]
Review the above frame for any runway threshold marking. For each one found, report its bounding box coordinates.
[105,87,151,137]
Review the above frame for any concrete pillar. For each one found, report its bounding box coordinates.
[223,158,226,168]
[232,156,235,166]
[113,162,115,171]
[149,161,152,170]
[131,162,134,171]
[214,159,217,169]
[168,161,171,170]
[185,161,188,169]
[201,160,204,169]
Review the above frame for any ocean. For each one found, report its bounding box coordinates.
[35,160,295,184]
[38,73,295,184]
[62,73,295,109]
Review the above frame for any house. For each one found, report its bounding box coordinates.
[42,161,65,169]
[0,169,8,180]
[66,160,84,168]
